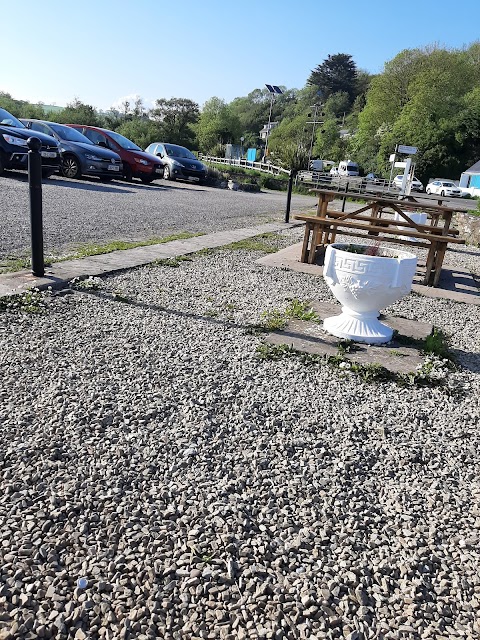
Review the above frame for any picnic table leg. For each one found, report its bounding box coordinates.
[424,242,438,286]
[301,223,312,263]
[308,225,321,263]
[433,244,447,287]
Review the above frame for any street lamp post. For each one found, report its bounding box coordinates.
[263,84,283,162]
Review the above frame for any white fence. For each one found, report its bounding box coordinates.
[199,155,291,177]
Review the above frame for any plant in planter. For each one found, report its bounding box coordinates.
[323,243,417,344]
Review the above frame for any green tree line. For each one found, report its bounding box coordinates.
[2,41,479,181]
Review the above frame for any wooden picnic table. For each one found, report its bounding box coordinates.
[294,189,466,287]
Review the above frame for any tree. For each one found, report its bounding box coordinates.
[196,97,241,154]
[307,54,358,103]
[56,98,100,125]
[115,119,163,149]
[150,98,199,147]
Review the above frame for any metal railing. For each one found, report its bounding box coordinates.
[199,154,291,177]
[296,171,397,196]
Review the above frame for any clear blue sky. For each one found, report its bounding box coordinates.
[1,0,478,111]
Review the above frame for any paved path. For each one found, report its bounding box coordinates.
[0,221,301,297]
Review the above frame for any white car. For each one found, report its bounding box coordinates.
[329,166,339,177]
[392,174,424,192]
[426,180,462,197]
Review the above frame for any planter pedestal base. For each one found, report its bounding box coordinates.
[323,308,393,344]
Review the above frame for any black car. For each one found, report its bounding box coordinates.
[145,142,208,183]
[0,108,60,178]
[21,119,123,181]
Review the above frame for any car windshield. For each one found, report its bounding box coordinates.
[50,124,92,143]
[441,181,455,187]
[165,144,196,160]
[107,130,141,151]
[0,108,25,128]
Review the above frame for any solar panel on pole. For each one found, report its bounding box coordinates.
[273,86,283,94]
[265,84,274,93]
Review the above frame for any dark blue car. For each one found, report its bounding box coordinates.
[21,119,123,181]
[0,108,60,178]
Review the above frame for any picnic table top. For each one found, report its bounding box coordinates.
[308,188,471,215]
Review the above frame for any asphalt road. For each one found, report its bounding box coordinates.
[0,173,317,261]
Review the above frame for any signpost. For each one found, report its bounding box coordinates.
[397,144,418,155]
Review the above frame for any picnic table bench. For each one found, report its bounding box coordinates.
[294,189,467,287]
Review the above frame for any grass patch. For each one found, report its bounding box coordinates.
[64,233,203,260]
[0,256,32,274]
[152,256,193,268]
[224,232,279,253]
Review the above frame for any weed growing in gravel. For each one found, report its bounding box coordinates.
[257,299,320,332]
[255,339,451,387]
[0,288,49,314]
[285,299,320,322]
[152,256,192,268]
[394,328,454,363]
[70,276,104,291]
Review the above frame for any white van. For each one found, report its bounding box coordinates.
[338,160,359,177]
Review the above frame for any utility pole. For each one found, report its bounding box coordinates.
[307,103,324,167]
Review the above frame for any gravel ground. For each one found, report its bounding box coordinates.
[1,228,479,640]
[0,174,315,261]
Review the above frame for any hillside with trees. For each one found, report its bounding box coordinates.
[1,40,479,181]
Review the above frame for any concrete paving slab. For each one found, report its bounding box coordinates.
[257,243,480,305]
[264,301,433,375]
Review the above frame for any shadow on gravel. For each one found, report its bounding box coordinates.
[45,179,133,194]
[74,288,480,376]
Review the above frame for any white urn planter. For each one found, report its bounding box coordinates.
[323,244,417,344]
[394,210,428,241]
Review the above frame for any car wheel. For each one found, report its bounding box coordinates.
[140,176,155,184]
[123,164,133,182]
[440,190,445,197]
[426,188,431,195]
[62,155,82,179]
[163,165,174,180]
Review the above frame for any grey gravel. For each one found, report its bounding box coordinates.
[0,226,479,639]
[0,174,315,261]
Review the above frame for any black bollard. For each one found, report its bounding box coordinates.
[285,171,295,223]
[27,137,45,277]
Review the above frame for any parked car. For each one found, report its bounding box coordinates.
[0,107,60,178]
[21,119,122,181]
[392,174,424,192]
[365,172,382,184]
[68,125,162,183]
[145,143,208,183]
[329,166,339,177]
[426,179,462,197]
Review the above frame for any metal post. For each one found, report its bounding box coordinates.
[285,171,294,223]
[27,137,45,277]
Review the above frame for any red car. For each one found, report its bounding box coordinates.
[67,125,162,184]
